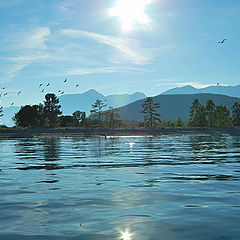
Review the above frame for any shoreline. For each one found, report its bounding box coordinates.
[0,127,240,138]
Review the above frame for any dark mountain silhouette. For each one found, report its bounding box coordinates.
[59,89,146,115]
[161,84,240,98]
[118,93,240,121]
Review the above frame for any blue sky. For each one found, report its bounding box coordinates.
[0,0,240,107]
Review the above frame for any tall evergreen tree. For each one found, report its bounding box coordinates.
[43,93,62,128]
[189,99,207,127]
[205,99,216,127]
[213,105,231,127]
[231,102,240,126]
[90,99,107,127]
[140,97,161,127]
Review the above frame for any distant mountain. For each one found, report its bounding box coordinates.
[118,93,240,121]
[59,89,146,115]
[161,85,240,98]
[1,106,20,127]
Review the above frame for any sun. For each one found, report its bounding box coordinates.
[110,0,151,31]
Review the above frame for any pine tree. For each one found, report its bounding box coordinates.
[90,99,107,127]
[189,99,207,127]
[205,99,216,127]
[140,97,161,127]
[43,93,62,128]
[231,102,240,126]
[214,105,231,127]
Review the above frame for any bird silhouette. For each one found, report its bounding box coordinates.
[64,78,67,83]
[46,83,50,87]
[76,84,79,88]
[61,91,64,94]
[41,89,44,92]
[218,39,227,44]
[2,87,6,90]
[11,103,14,106]
[58,90,61,93]
[18,91,21,95]
[3,93,7,96]
[217,83,220,86]
[39,84,42,88]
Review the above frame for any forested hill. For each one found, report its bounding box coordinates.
[59,89,146,115]
[118,93,240,121]
[161,84,240,98]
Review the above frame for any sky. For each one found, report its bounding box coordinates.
[0,0,240,108]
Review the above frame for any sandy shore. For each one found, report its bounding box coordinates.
[0,127,240,138]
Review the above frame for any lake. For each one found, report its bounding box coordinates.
[0,135,240,240]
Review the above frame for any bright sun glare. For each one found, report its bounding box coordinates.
[110,0,151,31]
[120,231,132,240]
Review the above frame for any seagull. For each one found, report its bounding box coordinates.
[41,89,44,92]
[2,87,6,90]
[46,83,50,87]
[18,91,21,95]
[218,39,227,44]
[3,93,7,96]
[217,83,220,86]
[58,90,61,93]
[64,78,67,83]
[11,103,14,106]
[76,84,79,88]
[39,83,43,88]
[61,91,64,94]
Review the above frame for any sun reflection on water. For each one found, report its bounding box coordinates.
[120,230,132,240]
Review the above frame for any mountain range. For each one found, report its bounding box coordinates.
[1,90,146,126]
[161,84,240,98]
[59,89,146,115]
[2,85,240,126]
[118,93,240,121]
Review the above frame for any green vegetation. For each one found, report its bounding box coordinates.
[189,98,235,127]
[90,99,107,127]
[12,93,240,129]
[140,97,161,127]
[231,102,240,126]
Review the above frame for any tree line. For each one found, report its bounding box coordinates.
[11,93,121,128]
[189,99,240,127]
[1,94,240,128]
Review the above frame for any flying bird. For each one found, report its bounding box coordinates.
[58,90,61,93]
[39,84,42,88]
[41,89,44,92]
[3,93,7,96]
[64,78,67,83]
[76,84,79,88]
[46,83,50,87]
[218,39,227,44]
[217,83,220,86]
[2,87,6,90]
[61,91,64,94]
[11,103,14,106]
[18,91,21,95]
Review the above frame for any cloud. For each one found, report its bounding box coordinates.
[6,27,51,51]
[1,27,51,82]
[44,66,147,77]
[60,29,151,65]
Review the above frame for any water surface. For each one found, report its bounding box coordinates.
[0,136,240,239]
